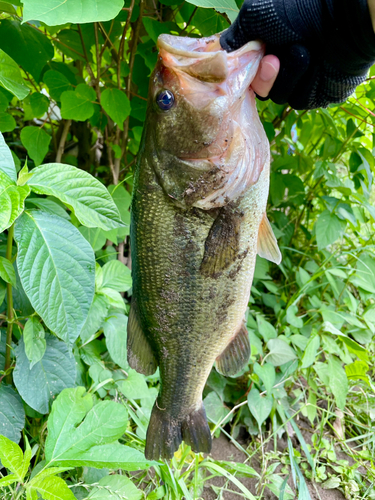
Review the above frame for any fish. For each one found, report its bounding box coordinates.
[127,33,281,460]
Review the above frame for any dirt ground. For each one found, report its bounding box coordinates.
[202,433,346,500]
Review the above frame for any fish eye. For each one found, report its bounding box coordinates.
[156,90,175,111]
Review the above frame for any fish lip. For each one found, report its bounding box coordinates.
[157,34,264,59]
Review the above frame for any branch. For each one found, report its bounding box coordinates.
[55,119,72,162]
[5,224,14,385]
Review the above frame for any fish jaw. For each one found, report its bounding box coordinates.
[147,34,268,209]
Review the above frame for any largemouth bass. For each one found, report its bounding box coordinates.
[127,33,281,460]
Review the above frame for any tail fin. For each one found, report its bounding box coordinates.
[145,403,212,460]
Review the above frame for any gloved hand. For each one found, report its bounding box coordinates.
[220,0,375,110]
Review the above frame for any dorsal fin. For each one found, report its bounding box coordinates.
[257,214,282,265]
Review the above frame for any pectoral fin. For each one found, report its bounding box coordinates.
[200,206,240,277]
[216,323,250,376]
[257,214,282,265]
[127,301,158,376]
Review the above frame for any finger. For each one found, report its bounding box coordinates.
[251,55,280,98]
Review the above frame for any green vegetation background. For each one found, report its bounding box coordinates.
[0,0,374,498]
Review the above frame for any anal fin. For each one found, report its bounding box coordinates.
[216,323,250,376]
[127,301,158,376]
[257,214,282,265]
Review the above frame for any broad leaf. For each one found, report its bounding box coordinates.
[315,210,346,250]
[0,20,54,81]
[13,335,76,414]
[15,211,95,344]
[30,475,76,500]
[23,0,123,25]
[0,131,16,181]
[266,338,297,366]
[185,0,238,22]
[79,226,107,252]
[80,294,109,343]
[247,388,273,427]
[0,48,29,99]
[45,387,155,470]
[0,170,30,233]
[101,260,132,292]
[301,334,320,369]
[26,197,70,220]
[103,312,128,369]
[20,126,51,166]
[0,255,16,286]
[0,384,25,443]
[117,369,150,400]
[0,112,16,132]
[87,474,143,500]
[61,84,96,121]
[253,362,275,396]
[28,163,124,230]
[0,435,27,481]
[101,88,131,130]
[43,70,72,101]
[328,356,348,410]
[23,317,46,369]
[345,360,369,382]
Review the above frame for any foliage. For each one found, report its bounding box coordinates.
[0,0,375,499]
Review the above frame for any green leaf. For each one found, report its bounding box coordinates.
[45,387,155,470]
[185,0,238,22]
[0,131,16,181]
[257,315,277,341]
[78,226,107,252]
[247,388,272,427]
[101,260,132,292]
[13,335,76,414]
[28,163,124,230]
[315,210,346,250]
[0,384,25,443]
[204,391,231,426]
[267,338,297,366]
[0,255,16,286]
[345,360,369,382]
[20,126,51,166]
[26,198,70,220]
[0,435,26,481]
[23,317,46,369]
[142,18,179,44]
[192,8,229,36]
[15,211,95,345]
[0,474,18,487]
[23,0,123,25]
[80,294,109,344]
[103,312,128,370]
[101,88,131,131]
[26,93,50,118]
[117,369,150,400]
[253,362,275,396]
[0,19,54,81]
[43,70,72,101]
[328,356,348,410]
[0,170,30,233]
[301,334,320,369]
[61,84,96,121]
[286,305,303,328]
[0,112,16,132]
[87,474,143,500]
[31,475,76,500]
[0,48,29,99]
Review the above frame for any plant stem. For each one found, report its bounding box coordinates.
[5,224,14,385]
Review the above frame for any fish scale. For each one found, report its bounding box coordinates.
[127,34,281,460]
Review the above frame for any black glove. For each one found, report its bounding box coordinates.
[220,0,375,110]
